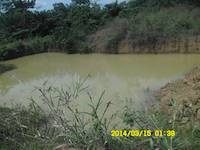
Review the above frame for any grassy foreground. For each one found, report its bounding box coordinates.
[0,78,199,150]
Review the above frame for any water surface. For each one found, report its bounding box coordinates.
[0,53,200,113]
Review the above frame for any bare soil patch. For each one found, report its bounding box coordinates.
[155,66,200,125]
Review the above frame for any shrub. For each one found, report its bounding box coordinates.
[0,36,53,60]
[25,36,53,53]
[0,41,25,60]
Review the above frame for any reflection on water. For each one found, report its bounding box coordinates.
[0,53,200,112]
[0,64,17,75]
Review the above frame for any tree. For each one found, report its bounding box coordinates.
[71,0,90,6]
[0,0,36,11]
[105,1,127,17]
[0,0,12,11]
[12,0,36,9]
[128,0,200,8]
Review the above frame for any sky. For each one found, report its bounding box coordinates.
[34,0,124,10]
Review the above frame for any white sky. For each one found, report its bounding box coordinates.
[34,0,126,10]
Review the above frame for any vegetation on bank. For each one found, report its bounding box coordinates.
[0,64,16,74]
[0,78,200,150]
[0,106,52,149]
[0,0,200,60]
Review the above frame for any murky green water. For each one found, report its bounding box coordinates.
[0,53,200,112]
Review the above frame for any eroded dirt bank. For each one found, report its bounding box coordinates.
[89,34,200,54]
[155,66,200,125]
[118,36,200,54]
[88,18,200,54]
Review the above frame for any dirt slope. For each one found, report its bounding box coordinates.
[155,66,200,124]
[88,18,200,54]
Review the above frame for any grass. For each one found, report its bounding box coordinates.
[0,105,53,149]
[0,78,199,149]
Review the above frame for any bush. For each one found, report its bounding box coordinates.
[0,36,53,60]
[0,41,25,60]
[25,36,53,53]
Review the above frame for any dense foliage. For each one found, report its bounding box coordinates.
[0,0,36,11]
[0,0,113,59]
[0,0,200,59]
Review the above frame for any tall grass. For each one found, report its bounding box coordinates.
[0,105,54,149]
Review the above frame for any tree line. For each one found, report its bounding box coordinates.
[0,0,199,60]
